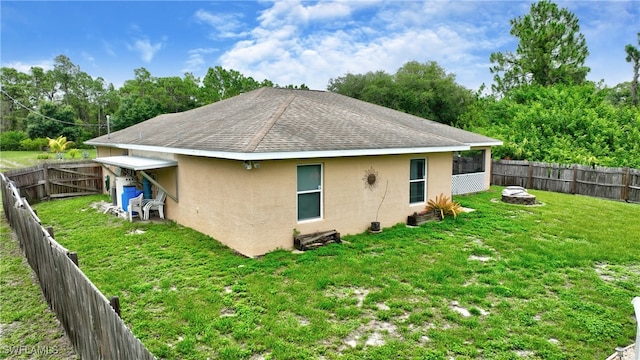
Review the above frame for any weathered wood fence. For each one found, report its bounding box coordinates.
[0,173,155,359]
[491,160,640,203]
[4,160,103,204]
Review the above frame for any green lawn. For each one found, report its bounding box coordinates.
[0,150,97,173]
[29,188,639,359]
[0,213,77,359]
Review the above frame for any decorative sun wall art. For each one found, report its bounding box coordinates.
[363,167,379,190]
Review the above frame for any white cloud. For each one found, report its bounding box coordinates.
[213,1,635,91]
[127,38,163,63]
[216,2,511,90]
[3,60,53,73]
[194,9,249,39]
[182,47,218,74]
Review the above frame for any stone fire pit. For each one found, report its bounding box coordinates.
[501,186,536,205]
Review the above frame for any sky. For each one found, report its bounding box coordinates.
[1,1,638,92]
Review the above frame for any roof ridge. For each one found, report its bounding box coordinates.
[243,93,296,152]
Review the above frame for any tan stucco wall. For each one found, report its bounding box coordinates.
[170,152,453,257]
[92,149,455,257]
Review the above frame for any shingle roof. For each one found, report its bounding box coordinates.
[86,87,501,159]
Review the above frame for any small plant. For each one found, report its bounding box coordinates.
[36,153,50,160]
[425,193,463,219]
[46,135,75,158]
[68,149,81,159]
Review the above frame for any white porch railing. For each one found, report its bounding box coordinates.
[452,172,486,195]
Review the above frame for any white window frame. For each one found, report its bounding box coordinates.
[410,158,427,204]
[297,163,323,222]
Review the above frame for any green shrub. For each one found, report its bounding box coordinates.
[36,153,50,160]
[67,149,81,159]
[20,137,49,151]
[0,131,28,151]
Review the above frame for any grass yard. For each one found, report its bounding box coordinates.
[0,213,77,359]
[30,188,639,359]
[0,150,97,173]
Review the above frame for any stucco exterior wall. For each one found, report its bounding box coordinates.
[484,147,493,189]
[172,155,256,256]
[168,152,452,257]
[92,150,455,257]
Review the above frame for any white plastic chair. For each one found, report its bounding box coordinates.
[142,191,166,220]
[128,193,144,222]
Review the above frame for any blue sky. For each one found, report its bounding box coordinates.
[1,1,638,91]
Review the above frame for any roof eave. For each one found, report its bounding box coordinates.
[85,142,473,161]
[467,141,503,147]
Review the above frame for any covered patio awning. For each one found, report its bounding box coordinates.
[94,156,178,202]
[94,156,177,171]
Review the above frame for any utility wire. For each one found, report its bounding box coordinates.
[1,88,101,127]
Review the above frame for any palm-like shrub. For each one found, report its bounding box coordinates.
[47,136,74,155]
[425,193,463,219]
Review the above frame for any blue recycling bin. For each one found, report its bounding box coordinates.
[122,186,143,212]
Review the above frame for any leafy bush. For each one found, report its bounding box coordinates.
[67,149,81,159]
[19,137,49,151]
[459,84,640,168]
[425,193,463,219]
[0,131,28,151]
[36,153,50,160]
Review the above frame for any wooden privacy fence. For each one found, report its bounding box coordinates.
[4,160,102,204]
[491,160,640,203]
[0,173,155,359]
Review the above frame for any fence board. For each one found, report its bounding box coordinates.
[492,160,640,203]
[4,161,102,203]
[0,173,155,360]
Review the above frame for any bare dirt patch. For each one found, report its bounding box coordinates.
[595,263,640,283]
[339,319,399,350]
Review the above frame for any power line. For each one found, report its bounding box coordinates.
[1,88,101,127]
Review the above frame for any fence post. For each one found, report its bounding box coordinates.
[110,296,121,318]
[622,167,630,202]
[67,252,79,267]
[572,165,578,194]
[527,162,533,189]
[43,162,51,200]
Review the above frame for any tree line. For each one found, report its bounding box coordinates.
[329,0,640,168]
[1,1,639,168]
[1,57,307,150]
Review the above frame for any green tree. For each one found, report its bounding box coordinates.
[53,55,81,104]
[490,0,590,95]
[461,84,640,167]
[0,67,31,132]
[29,66,58,103]
[625,32,640,106]
[25,102,83,141]
[328,61,472,125]
[200,66,265,104]
[110,95,162,131]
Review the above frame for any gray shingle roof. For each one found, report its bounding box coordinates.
[87,87,501,159]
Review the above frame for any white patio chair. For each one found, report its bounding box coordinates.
[142,191,166,220]
[128,193,144,222]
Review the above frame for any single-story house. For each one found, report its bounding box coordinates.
[86,87,501,257]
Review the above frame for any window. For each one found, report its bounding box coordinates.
[410,159,426,204]
[453,150,486,175]
[297,164,322,221]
